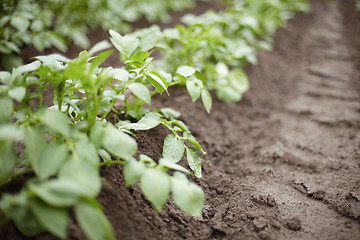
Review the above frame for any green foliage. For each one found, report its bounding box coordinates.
[0,0,310,238]
[0,32,205,239]
[0,0,196,69]
[156,0,309,104]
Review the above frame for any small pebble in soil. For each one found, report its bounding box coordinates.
[253,217,267,232]
[286,217,302,231]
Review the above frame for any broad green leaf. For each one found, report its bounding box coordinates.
[59,155,101,198]
[186,147,202,178]
[139,29,159,51]
[177,66,195,77]
[171,172,204,217]
[1,192,44,236]
[0,142,16,186]
[140,168,170,212]
[30,198,68,239]
[216,87,242,103]
[25,129,47,176]
[29,179,86,207]
[160,108,180,119]
[171,119,190,133]
[109,30,139,57]
[48,34,67,52]
[159,158,190,175]
[215,62,229,77]
[102,124,137,160]
[183,132,206,154]
[8,87,26,102]
[122,112,161,131]
[124,158,146,186]
[37,142,68,180]
[0,97,14,122]
[112,68,129,82]
[162,134,185,163]
[146,72,168,95]
[89,40,111,55]
[39,109,70,138]
[12,61,41,78]
[90,50,113,70]
[131,51,150,64]
[186,80,201,102]
[71,31,90,49]
[0,124,25,141]
[201,89,212,113]
[90,122,106,148]
[74,140,99,167]
[75,199,115,240]
[10,16,30,32]
[128,82,151,105]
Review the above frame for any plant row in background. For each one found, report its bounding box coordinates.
[0,0,309,239]
[0,0,199,70]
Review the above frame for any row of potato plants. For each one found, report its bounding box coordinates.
[0,0,310,239]
[0,0,198,70]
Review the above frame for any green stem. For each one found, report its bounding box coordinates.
[99,160,125,167]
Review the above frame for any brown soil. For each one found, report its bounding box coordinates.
[1,0,360,239]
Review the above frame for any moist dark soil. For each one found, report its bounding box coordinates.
[1,0,360,239]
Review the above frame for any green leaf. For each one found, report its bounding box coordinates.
[0,97,13,122]
[8,87,26,102]
[128,82,151,105]
[25,128,47,176]
[160,108,180,119]
[74,140,100,167]
[186,147,202,178]
[121,112,161,131]
[90,50,113,70]
[59,155,101,198]
[186,80,201,102]
[216,87,242,103]
[12,61,41,78]
[75,199,115,240]
[89,41,111,55]
[30,198,69,239]
[145,72,168,95]
[159,158,190,175]
[139,29,159,51]
[1,192,45,236]
[171,172,204,217]
[37,142,68,180]
[29,179,86,207]
[124,158,146,186]
[109,30,139,57]
[102,124,137,160]
[39,109,70,138]
[162,134,185,163]
[201,89,212,113]
[183,132,206,154]
[177,66,195,77]
[0,124,25,141]
[10,16,30,32]
[0,142,16,186]
[48,34,67,52]
[140,168,170,212]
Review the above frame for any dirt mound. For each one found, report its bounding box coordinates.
[1,0,359,239]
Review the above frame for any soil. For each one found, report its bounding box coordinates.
[1,0,360,239]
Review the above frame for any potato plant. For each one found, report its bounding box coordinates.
[155,0,309,103]
[0,31,205,239]
[0,0,196,70]
[0,0,310,239]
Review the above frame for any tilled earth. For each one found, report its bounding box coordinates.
[1,0,359,239]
